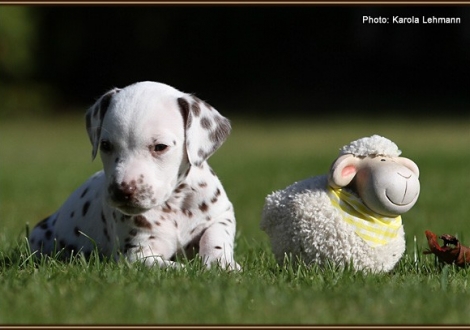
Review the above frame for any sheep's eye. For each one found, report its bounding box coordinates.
[153,144,168,152]
[100,140,112,153]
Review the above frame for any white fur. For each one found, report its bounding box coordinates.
[29,81,240,271]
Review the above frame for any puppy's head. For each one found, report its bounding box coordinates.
[86,81,231,215]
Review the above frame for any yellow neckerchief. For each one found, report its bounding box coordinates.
[327,186,402,247]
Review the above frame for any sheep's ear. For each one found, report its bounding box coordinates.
[328,154,360,188]
[396,157,420,177]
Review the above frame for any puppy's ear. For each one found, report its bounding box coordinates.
[328,154,360,188]
[85,88,120,160]
[177,96,231,167]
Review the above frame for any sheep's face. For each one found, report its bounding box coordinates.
[328,154,420,217]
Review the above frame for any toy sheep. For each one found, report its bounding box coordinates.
[260,135,420,273]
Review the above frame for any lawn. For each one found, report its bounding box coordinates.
[0,113,470,324]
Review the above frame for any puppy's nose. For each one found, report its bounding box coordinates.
[110,181,137,202]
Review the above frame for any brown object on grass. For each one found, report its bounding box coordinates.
[424,230,470,267]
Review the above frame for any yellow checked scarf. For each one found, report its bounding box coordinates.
[327,186,402,247]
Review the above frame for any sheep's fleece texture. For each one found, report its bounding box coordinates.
[260,136,406,273]
[339,135,401,158]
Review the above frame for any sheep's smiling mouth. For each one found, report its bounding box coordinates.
[385,192,410,206]
[385,180,412,206]
[385,189,418,206]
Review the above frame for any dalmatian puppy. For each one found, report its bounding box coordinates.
[28,81,240,270]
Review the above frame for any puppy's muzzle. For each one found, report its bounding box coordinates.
[107,180,149,215]
[110,181,137,203]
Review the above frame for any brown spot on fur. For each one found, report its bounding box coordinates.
[162,202,172,213]
[80,188,89,198]
[181,193,193,210]
[182,209,193,218]
[200,117,212,130]
[38,217,50,230]
[177,183,187,190]
[191,101,201,117]
[178,97,192,129]
[134,215,152,229]
[199,202,209,213]
[209,116,231,143]
[198,182,208,188]
[82,201,90,216]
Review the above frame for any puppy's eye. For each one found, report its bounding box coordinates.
[381,159,386,162]
[151,144,168,156]
[155,144,168,152]
[100,140,112,153]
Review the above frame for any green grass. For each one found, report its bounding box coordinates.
[1,114,470,324]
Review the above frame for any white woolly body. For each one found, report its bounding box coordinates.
[260,175,405,273]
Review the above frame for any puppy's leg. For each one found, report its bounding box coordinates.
[124,234,182,269]
[198,216,241,271]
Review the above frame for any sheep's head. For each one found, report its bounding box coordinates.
[327,135,420,217]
